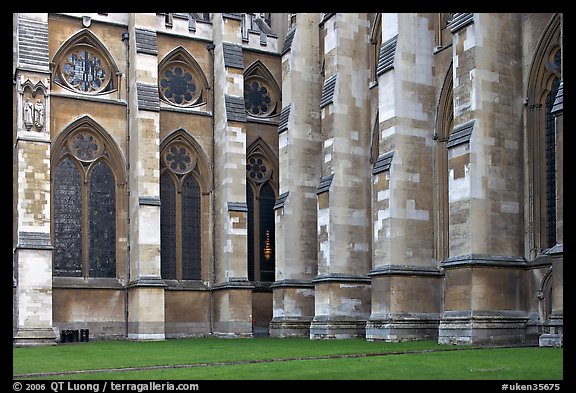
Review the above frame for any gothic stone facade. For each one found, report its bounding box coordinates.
[13,13,563,347]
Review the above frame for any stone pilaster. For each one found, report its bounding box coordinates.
[270,13,322,337]
[438,13,527,345]
[366,13,441,342]
[126,13,166,340]
[13,13,56,346]
[310,13,372,339]
[211,13,253,336]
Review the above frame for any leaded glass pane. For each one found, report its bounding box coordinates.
[181,175,201,280]
[258,184,275,282]
[545,75,560,248]
[62,48,110,93]
[161,173,177,279]
[53,158,82,277]
[88,160,116,278]
[247,185,255,281]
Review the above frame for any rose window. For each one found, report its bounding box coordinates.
[159,64,200,106]
[244,79,276,117]
[164,144,196,174]
[69,131,101,161]
[246,156,268,182]
[61,47,110,93]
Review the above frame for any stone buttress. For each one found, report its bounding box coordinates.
[310,13,372,339]
[210,13,253,336]
[126,13,166,340]
[13,13,57,346]
[366,13,441,341]
[438,13,527,345]
[269,13,322,337]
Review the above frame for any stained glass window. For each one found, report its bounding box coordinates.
[59,46,113,94]
[246,156,267,181]
[545,74,560,248]
[247,185,255,282]
[258,184,276,282]
[244,79,275,117]
[53,158,83,277]
[160,139,202,281]
[245,141,277,282]
[160,173,177,280]
[159,64,201,107]
[53,129,118,279]
[88,161,116,278]
[164,144,196,174]
[246,180,276,282]
[70,131,101,161]
[181,175,201,280]
[64,50,106,92]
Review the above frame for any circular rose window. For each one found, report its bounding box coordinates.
[60,45,111,94]
[163,143,196,174]
[159,62,202,107]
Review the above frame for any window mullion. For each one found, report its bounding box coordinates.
[82,171,89,279]
[176,183,183,281]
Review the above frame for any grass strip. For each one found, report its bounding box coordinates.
[13,338,563,380]
[14,347,489,378]
[13,337,459,374]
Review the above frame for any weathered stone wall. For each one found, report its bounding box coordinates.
[164,290,211,337]
[53,288,126,339]
[12,13,562,346]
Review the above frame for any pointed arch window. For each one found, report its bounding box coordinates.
[160,131,210,281]
[433,67,454,262]
[246,139,277,282]
[52,29,119,95]
[52,120,122,278]
[244,60,280,119]
[526,14,561,256]
[544,49,561,248]
[158,47,209,108]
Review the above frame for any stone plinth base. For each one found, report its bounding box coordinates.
[539,314,563,347]
[366,313,440,341]
[438,311,528,345]
[212,282,254,337]
[539,333,563,347]
[269,317,312,337]
[127,280,166,341]
[13,327,57,347]
[310,275,371,339]
[269,281,315,337]
[310,317,367,339]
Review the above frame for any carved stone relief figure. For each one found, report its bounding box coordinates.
[34,99,45,130]
[24,98,33,129]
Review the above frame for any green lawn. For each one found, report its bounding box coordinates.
[13,337,563,380]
